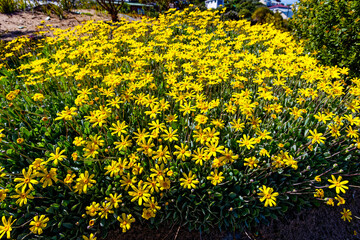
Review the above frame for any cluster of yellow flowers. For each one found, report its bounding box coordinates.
[0,6,359,239]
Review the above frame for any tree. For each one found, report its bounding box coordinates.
[96,0,124,21]
[291,0,360,78]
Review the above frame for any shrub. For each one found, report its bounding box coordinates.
[59,0,75,11]
[0,7,360,240]
[239,8,251,19]
[251,7,290,31]
[223,0,264,20]
[39,3,65,19]
[119,2,130,14]
[251,6,272,24]
[291,0,360,78]
[0,0,17,13]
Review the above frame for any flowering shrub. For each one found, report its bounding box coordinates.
[0,7,360,239]
[291,0,360,78]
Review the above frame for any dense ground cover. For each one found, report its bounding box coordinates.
[0,7,360,240]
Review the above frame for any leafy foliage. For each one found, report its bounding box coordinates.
[223,0,264,20]
[251,7,290,31]
[0,0,17,13]
[291,0,360,78]
[0,7,359,240]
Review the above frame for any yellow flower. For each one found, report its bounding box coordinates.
[105,193,122,209]
[313,189,324,198]
[158,177,171,190]
[152,145,171,164]
[180,171,199,189]
[237,134,257,149]
[72,152,78,161]
[83,233,97,240]
[117,213,135,233]
[161,127,179,142]
[64,173,76,184]
[6,89,20,101]
[0,129,5,142]
[244,156,259,169]
[257,185,279,207]
[206,169,224,186]
[179,101,196,116]
[89,219,95,226]
[55,106,77,121]
[167,170,174,176]
[32,93,45,101]
[205,140,224,157]
[48,147,66,165]
[36,168,58,188]
[340,208,352,222]
[86,202,100,217]
[73,137,86,146]
[14,168,38,191]
[98,202,114,219]
[11,188,34,206]
[326,198,334,206]
[335,195,345,206]
[0,216,16,239]
[307,129,326,145]
[328,175,349,194]
[109,121,128,136]
[29,215,49,235]
[74,171,96,194]
[128,181,151,206]
[314,175,321,182]
[143,197,161,213]
[259,148,270,158]
[173,143,191,161]
[142,208,155,220]
[0,189,9,203]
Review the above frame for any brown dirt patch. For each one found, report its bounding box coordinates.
[0,9,138,41]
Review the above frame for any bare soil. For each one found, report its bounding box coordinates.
[0,9,137,41]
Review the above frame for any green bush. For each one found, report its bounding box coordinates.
[0,7,359,240]
[239,8,251,19]
[291,0,360,78]
[251,6,272,24]
[0,0,17,13]
[223,0,264,20]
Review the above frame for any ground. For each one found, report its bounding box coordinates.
[0,9,137,41]
[104,190,360,240]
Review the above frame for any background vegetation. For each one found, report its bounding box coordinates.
[291,0,360,79]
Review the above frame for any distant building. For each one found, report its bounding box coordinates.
[268,4,293,19]
[259,0,281,7]
[205,0,224,9]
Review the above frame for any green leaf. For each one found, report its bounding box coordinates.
[229,192,236,199]
[71,203,80,211]
[62,223,73,229]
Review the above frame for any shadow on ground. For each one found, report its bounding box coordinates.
[104,190,360,240]
[0,30,38,40]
